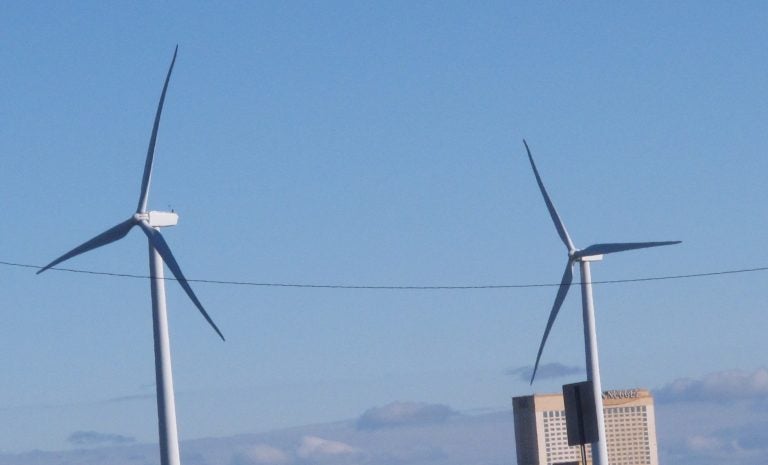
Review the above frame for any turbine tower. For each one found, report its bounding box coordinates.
[37,47,223,465]
[523,140,679,465]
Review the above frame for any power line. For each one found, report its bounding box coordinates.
[1,260,767,290]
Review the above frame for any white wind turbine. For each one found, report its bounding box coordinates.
[523,140,679,465]
[37,47,223,465]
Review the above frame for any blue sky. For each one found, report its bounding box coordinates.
[1,0,767,459]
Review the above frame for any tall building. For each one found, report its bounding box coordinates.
[512,388,659,465]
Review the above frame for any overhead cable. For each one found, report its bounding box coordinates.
[1,260,766,290]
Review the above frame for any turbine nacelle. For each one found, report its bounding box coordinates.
[572,252,603,262]
[134,211,180,228]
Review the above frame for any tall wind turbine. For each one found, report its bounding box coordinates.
[37,47,223,465]
[523,140,679,465]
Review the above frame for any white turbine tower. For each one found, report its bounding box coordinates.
[37,47,223,465]
[523,140,679,465]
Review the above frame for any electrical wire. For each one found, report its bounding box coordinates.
[1,260,766,290]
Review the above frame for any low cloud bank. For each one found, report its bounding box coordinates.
[67,431,136,446]
[656,367,768,403]
[506,362,582,382]
[297,436,358,459]
[230,444,290,465]
[229,437,357,465]
[356,401,457,430]
[675,423,768,463]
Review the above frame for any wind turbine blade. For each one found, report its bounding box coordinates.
[136,45,178,214]
[531,261,573,384]
[37,219,136,274]
[523,140,575,252]
[138,221,225,341]
[576,241,681,258]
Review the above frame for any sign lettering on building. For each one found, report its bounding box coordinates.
[602,389,639,400]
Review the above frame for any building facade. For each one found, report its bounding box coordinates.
[512,388,659,465]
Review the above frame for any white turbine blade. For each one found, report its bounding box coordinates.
[575,241,681,258]
[37,219,136,274]
[531,260,573,384]
[523,140,576,252]
[138,221,225,341]
[136,45,178,214]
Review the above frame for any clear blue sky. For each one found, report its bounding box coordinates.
[1,0,766,453]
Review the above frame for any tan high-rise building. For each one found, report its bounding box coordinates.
[512,388,659,465]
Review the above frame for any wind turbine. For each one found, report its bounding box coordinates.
[37,47,223,465]
[523,140,679,465]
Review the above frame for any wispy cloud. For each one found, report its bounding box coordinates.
[656,367,768,403]
[297,436,357,459]
[505,362,582,382]
[356,401,457,430]
[67,431,136,447]
[230,444,290,465]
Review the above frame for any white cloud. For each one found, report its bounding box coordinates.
[356,401,456,430]
[656,367,768,403]
[297,436,357,459]
[231,444,290,465]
